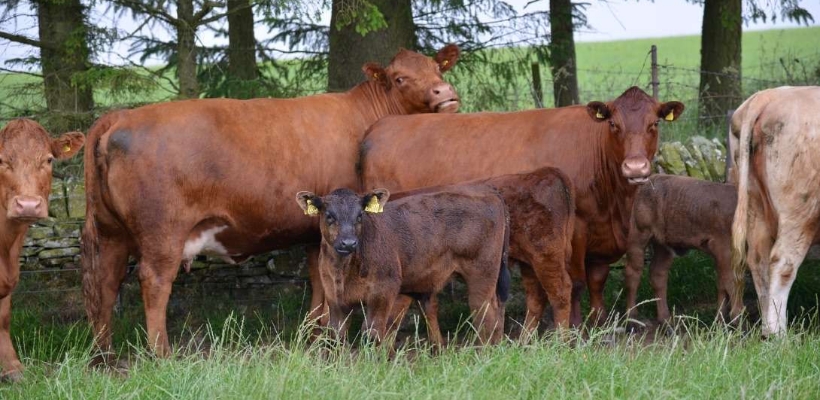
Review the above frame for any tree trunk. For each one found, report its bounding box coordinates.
[327,0,415,92]
[177,0,199,99]
[227,0,258,98]
[699,0,742,128]
[36,0,94,124]
[548,0,579,107]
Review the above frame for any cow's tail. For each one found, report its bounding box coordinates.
[560,170,576,272]
[81,112,116,326]
[496,202,511,304]
[730,96,759,310]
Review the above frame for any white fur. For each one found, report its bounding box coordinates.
[182,225,235,264]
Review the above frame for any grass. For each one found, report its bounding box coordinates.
[2,310,820,399]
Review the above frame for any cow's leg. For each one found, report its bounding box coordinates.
[586,262,610,325]
[464,272,502,345]
[0,295,22,382]
[745,211,773,328]
[569,225,588,327]
[763,220,816,336]
[305,246,329,337]
[709,243,734,323]
[137,249,183,357]
[648,243,675,324]
[364,296,395,348]
[387,294,413,336]
[83,235,129,367]
[623,232,651,324]
[531,254,572,330]
[419,295,444,349]
[519,263,547,339]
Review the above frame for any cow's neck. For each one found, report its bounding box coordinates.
[346,81,407,126]
[593,134,640,252]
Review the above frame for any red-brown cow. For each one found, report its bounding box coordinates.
[81,45,461,361]
[0,119,84,382]
[359,87,684,326]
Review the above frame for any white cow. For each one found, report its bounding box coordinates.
[731,86,820,336]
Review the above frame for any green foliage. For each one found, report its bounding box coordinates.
[333,0,388,36]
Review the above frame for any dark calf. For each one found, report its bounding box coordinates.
[0,119,84,382]
[296,187,509,347]
[624,174,740,326]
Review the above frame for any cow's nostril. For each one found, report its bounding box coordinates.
[433,89,441,95]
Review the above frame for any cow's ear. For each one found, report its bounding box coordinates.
[435,44,460,73]
[296,191,322,217]
[362,188,390,214]
[658,101,685,122]
[362,62,391,89]
[51,131,85,159]
[586,101,611,122]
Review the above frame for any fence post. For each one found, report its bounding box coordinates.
[650,45,659,99]
[531,62,544,108]
[725,109,735,183]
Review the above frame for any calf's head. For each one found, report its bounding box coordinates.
[586,86,684,184]
[363,44,461,114]
[296,188,390,256]
[0,119,85,222]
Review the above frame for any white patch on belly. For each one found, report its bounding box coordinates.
[182,225,236,264]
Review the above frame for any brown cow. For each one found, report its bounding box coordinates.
[623,174,742,327]
[296,187,510,346]
[359,87,684,326]
[384,167,575,336]
[0,119,84,382]
[81,45,461,361]
[731,86,820,336]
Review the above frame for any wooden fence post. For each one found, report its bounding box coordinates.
[725,109,734,183]
[531,62,544,108]
[650,45,659,99]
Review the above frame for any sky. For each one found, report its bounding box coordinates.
[1,0,819,67]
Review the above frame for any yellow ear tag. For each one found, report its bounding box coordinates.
[305,199,319,216]
[595,111,604,119]
[364,196,383,214]
[63,144,71,152]
[665,111,675,121]
[442,60,449,66]
[373,73,379,79]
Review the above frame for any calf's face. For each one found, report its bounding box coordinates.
[296,188,390,256]
[0,119,85,222]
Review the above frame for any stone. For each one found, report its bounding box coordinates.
[54,222,82,238]
[27,226,54,240]
[684,139,711,181]
[39,247,81,259]
[686,136,726,182]
[48,180,69,219]
[40,257,75,267]
[66,180,86,218]
[37,237,80,249]
[656,142,689,176]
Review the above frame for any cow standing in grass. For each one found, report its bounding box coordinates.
[296,187,510,347]
[81,45,461,362]
[359,87,685,326]
[0,119,84,382]
[623,174,741,327]
[731,86,820,336]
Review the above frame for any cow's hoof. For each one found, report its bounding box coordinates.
[0,370,23,383]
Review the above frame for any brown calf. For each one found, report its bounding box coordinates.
[296,187,510,347]
[624,174,741,326]
[0,119,84,382]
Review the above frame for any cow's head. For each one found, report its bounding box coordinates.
[0,119,85,222]
[296,188,390,257]
[362,44,460,114]
[586,87,684,184]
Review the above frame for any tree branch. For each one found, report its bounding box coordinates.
[0,30,56,50]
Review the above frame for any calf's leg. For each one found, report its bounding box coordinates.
[420,296,444,349]
[519,263,548,339]
[569,226,588,327]
[530,255,572,330]
[464,272,503,345]
[586,262,610,325]
[648,243,675,323]
[623,229,651,322]
[305,246,329,336]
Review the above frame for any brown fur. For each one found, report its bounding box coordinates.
[359,87,684,326]
[624,174,740,325]
[298,187,509,347]
[0,119,84,382]
[81,45,462,360]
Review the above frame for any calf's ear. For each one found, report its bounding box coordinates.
[658,101,685,122]
[296,191,322,216]
[362,188,390,214]
[51,131,85,159]
[586,101,611,121]
[435,44,460,73]
[362,62,391,89]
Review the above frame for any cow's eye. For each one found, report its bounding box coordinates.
[395,77,405,84]
[608,120,616,129]
[356,214,362,223]
[46,156,54,165]
[326,214,335,225]
[654,120,660,127]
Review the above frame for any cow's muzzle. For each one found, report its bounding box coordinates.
[334,239,358,256]
[429,83,460,113]
[621,157,651,185]
[7,195,47,221]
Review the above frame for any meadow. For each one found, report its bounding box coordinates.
[1,26,820,397]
